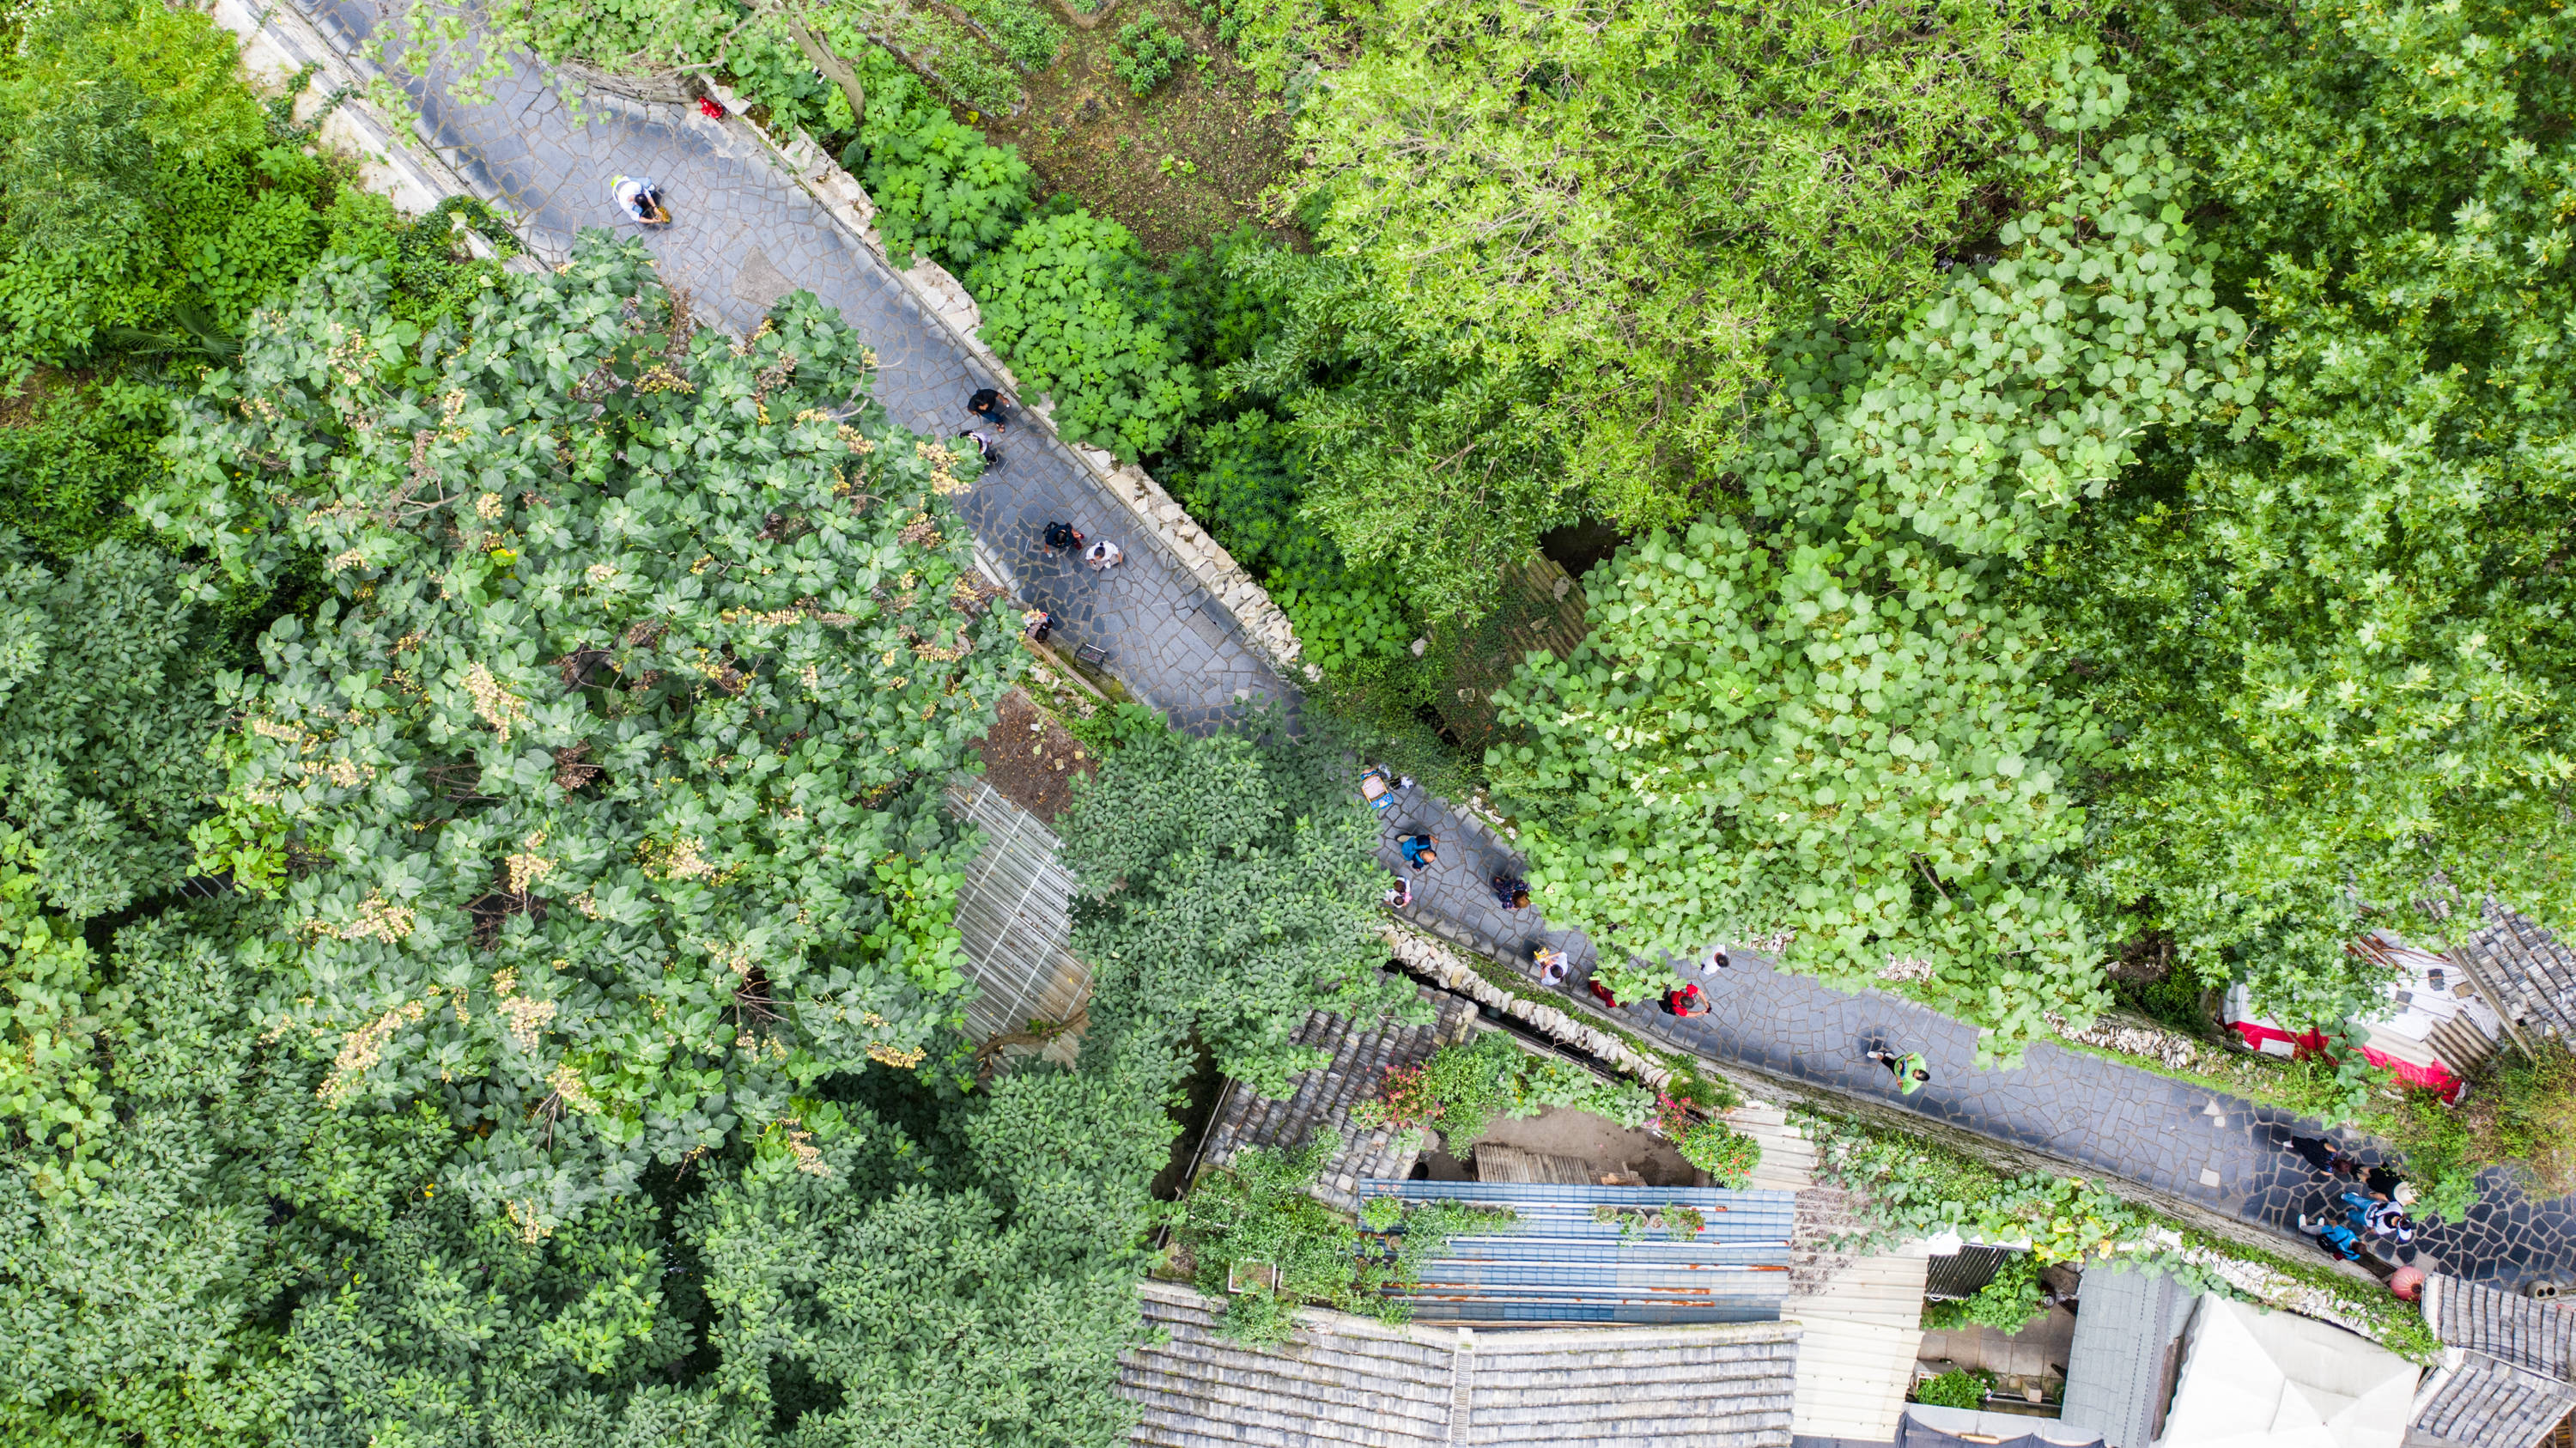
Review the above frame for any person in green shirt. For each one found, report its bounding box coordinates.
[1867,1042,1932,1095]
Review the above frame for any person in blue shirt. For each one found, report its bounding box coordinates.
[2296,1210,2365,1262]
[1399,833,1438,871]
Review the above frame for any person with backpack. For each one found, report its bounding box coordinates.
[1662,982,1710,1018]
[2297,1210,2366,1262]
[1491,874,1531,910]
[1042,521,1084,553]
[1865,1040,1932,1095]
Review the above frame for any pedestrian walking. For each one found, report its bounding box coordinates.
[2287,1135,2365,1180]
[1662,982,1710,1018]
[2297,1212,2366,1262]
[1042,520,1084,553]
[1084,538,1124,571]
[1399,833,1438,871]
[611,174,669,225]
[1383,876,1413,910]
[957,429,1002,467]
[1022,608,1055,644]
[967,386,1015,429]
[1700,944,1731,974]
[1491,874,1530,909]
[1533,946,1570,987]
[1866,1041,1932,1095]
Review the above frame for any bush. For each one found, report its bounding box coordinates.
[1353,1032,1656,1149]
[1922,1253,2047,1333]
[1655,1096,1762,1189]
[967,210,1202,459]
[1914,1369,1993,1409]
[1113,15,1190,96]
[1163,1143,1515,1342]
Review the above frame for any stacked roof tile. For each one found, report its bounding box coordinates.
[1195,986,1480,1211]
[1121,1280,1801,1448]
[2411,1275,2576,1448]
[2452,901,2576,1043]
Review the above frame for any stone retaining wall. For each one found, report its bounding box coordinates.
[696,79,1310,682]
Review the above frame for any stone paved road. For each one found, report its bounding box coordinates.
[1371,788,2576,1291]
[313,4,2572,1291]
[304,0,1293,736]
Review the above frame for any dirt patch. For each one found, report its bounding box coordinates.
[982,1,1302,257]
[1467,1105,1707,1189]
[968,686,1099,822]
[0,368,77,430]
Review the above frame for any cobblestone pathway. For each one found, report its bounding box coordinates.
[317,3,2571,1291]
[1373,790,2576,1290]
[303,0,1292,735]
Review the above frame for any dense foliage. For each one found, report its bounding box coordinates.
[1055,710,1421,1097]
[159,239,1018,1229]
[1492,58,2258,1056]
[835,49,1034,271]
[968,210,1202,460]
[1161,1141,1514,1343]
[1922,1251,2046,1332]
[1352,1031,1654,1150]
[2046,0,2576,1023]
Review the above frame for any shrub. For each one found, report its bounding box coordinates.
[861,112,1035,270]
[1914,1368,1993,1409]
[1922,1253,2047,1333]
[1590,956,1684,1005]
[1352,1032,1655,1149]
[967,210,1202,459]
[1163,1143,1514,1342]
[1656,1095,1762,1189]
[1113,15,1190,96]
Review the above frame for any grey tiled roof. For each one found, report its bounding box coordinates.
[2453,902,2576,1041]
[2411,1275,2576,1448]
[2056,1268,2195,1448]
[1195,985,1480,1212]
[1123,1281,1802,1448]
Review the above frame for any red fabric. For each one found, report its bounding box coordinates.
[697,96,728,120]
[2225,1019,2463,1094]
[1589,979,1626,1010]
[1665,984,1709,1018]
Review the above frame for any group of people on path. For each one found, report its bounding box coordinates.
[2288,1135,2420,1264]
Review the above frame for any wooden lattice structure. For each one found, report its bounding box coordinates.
[943,776,1090,1066]
[1431,557,1592,750]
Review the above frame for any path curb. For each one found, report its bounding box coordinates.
[692,79,1313,687]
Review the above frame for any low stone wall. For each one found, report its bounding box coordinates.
[698,80,1309,683]
[210,0,505,244]
[555,57,702,106]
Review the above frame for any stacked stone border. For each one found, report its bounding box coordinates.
[680,76,1310,681]
[210,0,1309,683]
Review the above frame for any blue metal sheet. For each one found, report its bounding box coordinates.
[1361,1177,1798,1327]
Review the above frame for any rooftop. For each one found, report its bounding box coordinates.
[1121,1279,1803,1448]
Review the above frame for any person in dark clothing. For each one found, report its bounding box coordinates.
[1023,609,1055,644]
[1043,520,1084,552]
[1491,874,1531,909]
[2287,1135,2365,1180]
[968,386,1014,429]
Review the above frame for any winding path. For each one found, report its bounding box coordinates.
[295,0,2572,1290]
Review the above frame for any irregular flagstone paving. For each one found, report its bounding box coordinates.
[302,0,1292,735]
[305,0,2573,1291]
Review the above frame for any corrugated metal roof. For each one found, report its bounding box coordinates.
[1786,1316,1923,1443]
[1360,1179,1796,1325]
[944,776,1088,1064]
[1923,1246,2011,1301]
[2413,1275,2576,1448]
[2057,1267,2193,1448]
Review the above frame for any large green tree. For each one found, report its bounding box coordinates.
[1492,58,2262,1055]
[1237,0,2075,625]
[160,238,1020,1231]
[1055,713,1423,1095]
[2046,0,2576,1024]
